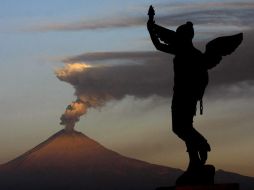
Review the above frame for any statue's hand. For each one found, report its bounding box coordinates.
[147,19,154,32]
[148,5,155,17]
[147,5,156,33]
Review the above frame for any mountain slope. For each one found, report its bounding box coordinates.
[0,130,182,190]
[0,130,253,190]
[215,170,254,190]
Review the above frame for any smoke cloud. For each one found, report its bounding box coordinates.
[56,63,105,131]
[55,59,173,130]
[55,29,254,131]
[60,99,87,131]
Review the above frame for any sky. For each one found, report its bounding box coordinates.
[0,0,254,176]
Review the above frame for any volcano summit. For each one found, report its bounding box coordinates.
[0,130,181,190]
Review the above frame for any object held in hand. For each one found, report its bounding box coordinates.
[148,5,155,21]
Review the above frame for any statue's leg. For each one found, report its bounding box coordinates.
[186,126,211,166]
[172,96,214,185]
[187,149,201,170]
[171,106,200,170]
[171,98,210,170]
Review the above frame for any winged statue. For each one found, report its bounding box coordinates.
[147,5,243,186]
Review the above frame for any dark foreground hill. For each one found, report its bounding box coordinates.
[0,130,253,190]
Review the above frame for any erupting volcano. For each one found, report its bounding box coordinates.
[0,129,253,190]
[0,129,181,190]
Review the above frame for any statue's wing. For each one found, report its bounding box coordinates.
[153,24,176,45]
[205,33,243,56]
[205,33,243,69]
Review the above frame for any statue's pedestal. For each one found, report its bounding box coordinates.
[176,184,239,190]
[156,183,239,190]
[176,165,215,186]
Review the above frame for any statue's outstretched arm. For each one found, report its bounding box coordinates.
[147,22,176,54]
[147,5,176,55]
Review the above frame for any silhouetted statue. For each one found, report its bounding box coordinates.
[147,5,243,186]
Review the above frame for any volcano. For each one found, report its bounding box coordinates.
[0,130,182,190]
[1,130,254,190]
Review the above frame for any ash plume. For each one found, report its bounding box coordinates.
[55,60,172,130]
[60,99,88,132]
[55,30,254,130]
[56,63,105,131]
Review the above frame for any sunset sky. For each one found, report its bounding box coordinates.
[0,0,254,176]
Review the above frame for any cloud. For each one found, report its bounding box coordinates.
[58,30,254,99]
[56,60,173,100]
[32,16,144,32]
[31,2,254,34]
[56,63,91,79]
[55,53,173,130]
[62,51,170,65]
[55,29,253,131]
[158,9,253,29]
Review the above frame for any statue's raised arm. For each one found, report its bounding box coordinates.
[147,5,176,54]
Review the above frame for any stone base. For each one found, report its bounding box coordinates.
[156,183,239,190]
[156,186,175,190]
[176,165,215,186]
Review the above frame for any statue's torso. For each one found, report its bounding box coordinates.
[173,46,208,100]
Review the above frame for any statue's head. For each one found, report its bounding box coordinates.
[176,21,194,42]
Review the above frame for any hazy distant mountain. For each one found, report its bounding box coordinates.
[215,170,254,190]
[0,130,253,190]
